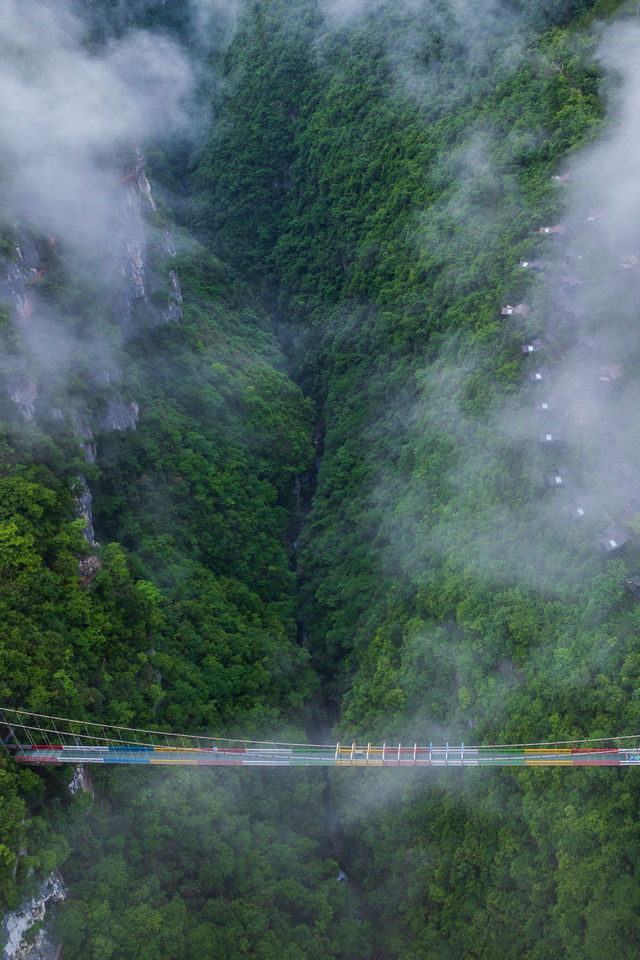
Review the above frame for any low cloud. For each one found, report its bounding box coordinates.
[0,0,193,259]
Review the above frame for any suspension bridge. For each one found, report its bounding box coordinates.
[2,707,640,768]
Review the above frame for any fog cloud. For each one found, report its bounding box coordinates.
[315,0,533,107]
[0,0,193,258]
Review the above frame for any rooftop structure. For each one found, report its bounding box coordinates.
[620,254,639,269]
[501,303,530,317]
[599,365,623,383]
[539,224,566,235]
[519,258,551,273]
[624,576,640,602]
[536,400,554,412]
[529,365,550,384]
[545,467,569,488]
[552,173,571,182]
[563,500,588,520]
[521,338,547,355]
[596,524,630,555]
[539,431,568,450]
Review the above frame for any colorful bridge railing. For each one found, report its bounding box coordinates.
[2,707,640,768]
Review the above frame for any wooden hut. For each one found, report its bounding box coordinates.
[521,338,547,355]
[545,467,569,488]
[539,431,568,450]
[596,524,630,555]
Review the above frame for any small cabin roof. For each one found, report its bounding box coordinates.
[501,303,530,317]
[552,173,571,182]
[519,258,550,272]
[620,253,639,269]
[521,337,546,354]
[539,431,567,445]
[564,501,587,520]
[529,365,550,383]
[536,400,553,412]
[539,224,566,235]
[545,467,569,487]
[596,524,630,554]
[624,576,640,600]
[599,364,623,382]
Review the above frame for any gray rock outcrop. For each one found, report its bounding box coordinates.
[1,872,65,960]
[100,396,139,431]
[74,475,95,545]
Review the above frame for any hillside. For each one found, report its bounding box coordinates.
[3,1,640,958]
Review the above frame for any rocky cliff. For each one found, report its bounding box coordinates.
[1,873,65,960]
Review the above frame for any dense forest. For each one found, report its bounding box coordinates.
[3,0,640,957]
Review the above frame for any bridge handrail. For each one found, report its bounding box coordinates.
[2,706,639,753]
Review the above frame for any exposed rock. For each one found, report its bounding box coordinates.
[68,764,92,797]
[113,155,149,331]
[162,228,176,257]
[88,367,120,389]
[161,269,183,324]
[1,872,65,960]
[7,378,37,421]
[0,264,30,324]
[74,476,95,545]
[100,395,139,431]
[133,169,156,215]
[122,238,146,303]
[78,425,96,464]
[113,153,183,333]
[15,236,40,272]
[78,554,102,588]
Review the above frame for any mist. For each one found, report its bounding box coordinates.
[0,0,195,265]
[354,17,640,599]
[312,0,582,111]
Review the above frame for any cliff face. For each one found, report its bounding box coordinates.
[0,234,40,323]
[1,872,66,960]
[0,234,44,420]
[0,147,183,946]
[114,151,182,333]
[0,150,181,545]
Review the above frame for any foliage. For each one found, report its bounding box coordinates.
[2,0,639,958]
[57,768,369,960]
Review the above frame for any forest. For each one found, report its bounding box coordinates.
[2,0,640,957]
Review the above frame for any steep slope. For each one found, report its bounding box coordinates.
[191,1,640,958]
[4,1,640,959]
